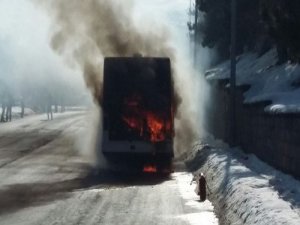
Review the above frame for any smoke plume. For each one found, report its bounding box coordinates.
[36,0,201,156]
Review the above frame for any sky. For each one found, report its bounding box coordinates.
[0,0,84,96]
[0,0,191,102]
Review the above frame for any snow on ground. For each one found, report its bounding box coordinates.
[11,107,35,119]
[1,107,89,125]
[186,142,300,225]
[0,110,87,133]
[174,172,219,225]
[205,49,300,113]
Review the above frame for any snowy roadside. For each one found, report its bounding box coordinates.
[1,106,88,122]
[5,107,36,120]
[173,172,219,225]
[185,142,300,225]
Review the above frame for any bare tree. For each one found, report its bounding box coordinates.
[21,98,25,118]
[0,103,5,122]
[46,93,53,120]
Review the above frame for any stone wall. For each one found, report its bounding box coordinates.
[207,79,300,178]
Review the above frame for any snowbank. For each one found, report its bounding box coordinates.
[173,172,219,225]
[50,106,88,112]
[186,143,300,225]
[11,107,35,118]
[206,50,300,113]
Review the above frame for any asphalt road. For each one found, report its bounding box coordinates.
[0,111,218,225]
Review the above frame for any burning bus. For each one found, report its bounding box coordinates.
[101,57,174,173]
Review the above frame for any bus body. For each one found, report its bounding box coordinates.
[101,57,174,172]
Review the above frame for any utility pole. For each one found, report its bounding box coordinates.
[230,0,237,146]
[188,0,193,56]
[194,0,199,68]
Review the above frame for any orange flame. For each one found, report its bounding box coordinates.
[143,164,157,173]
[122,94,173,143]
[146,112,165,142]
